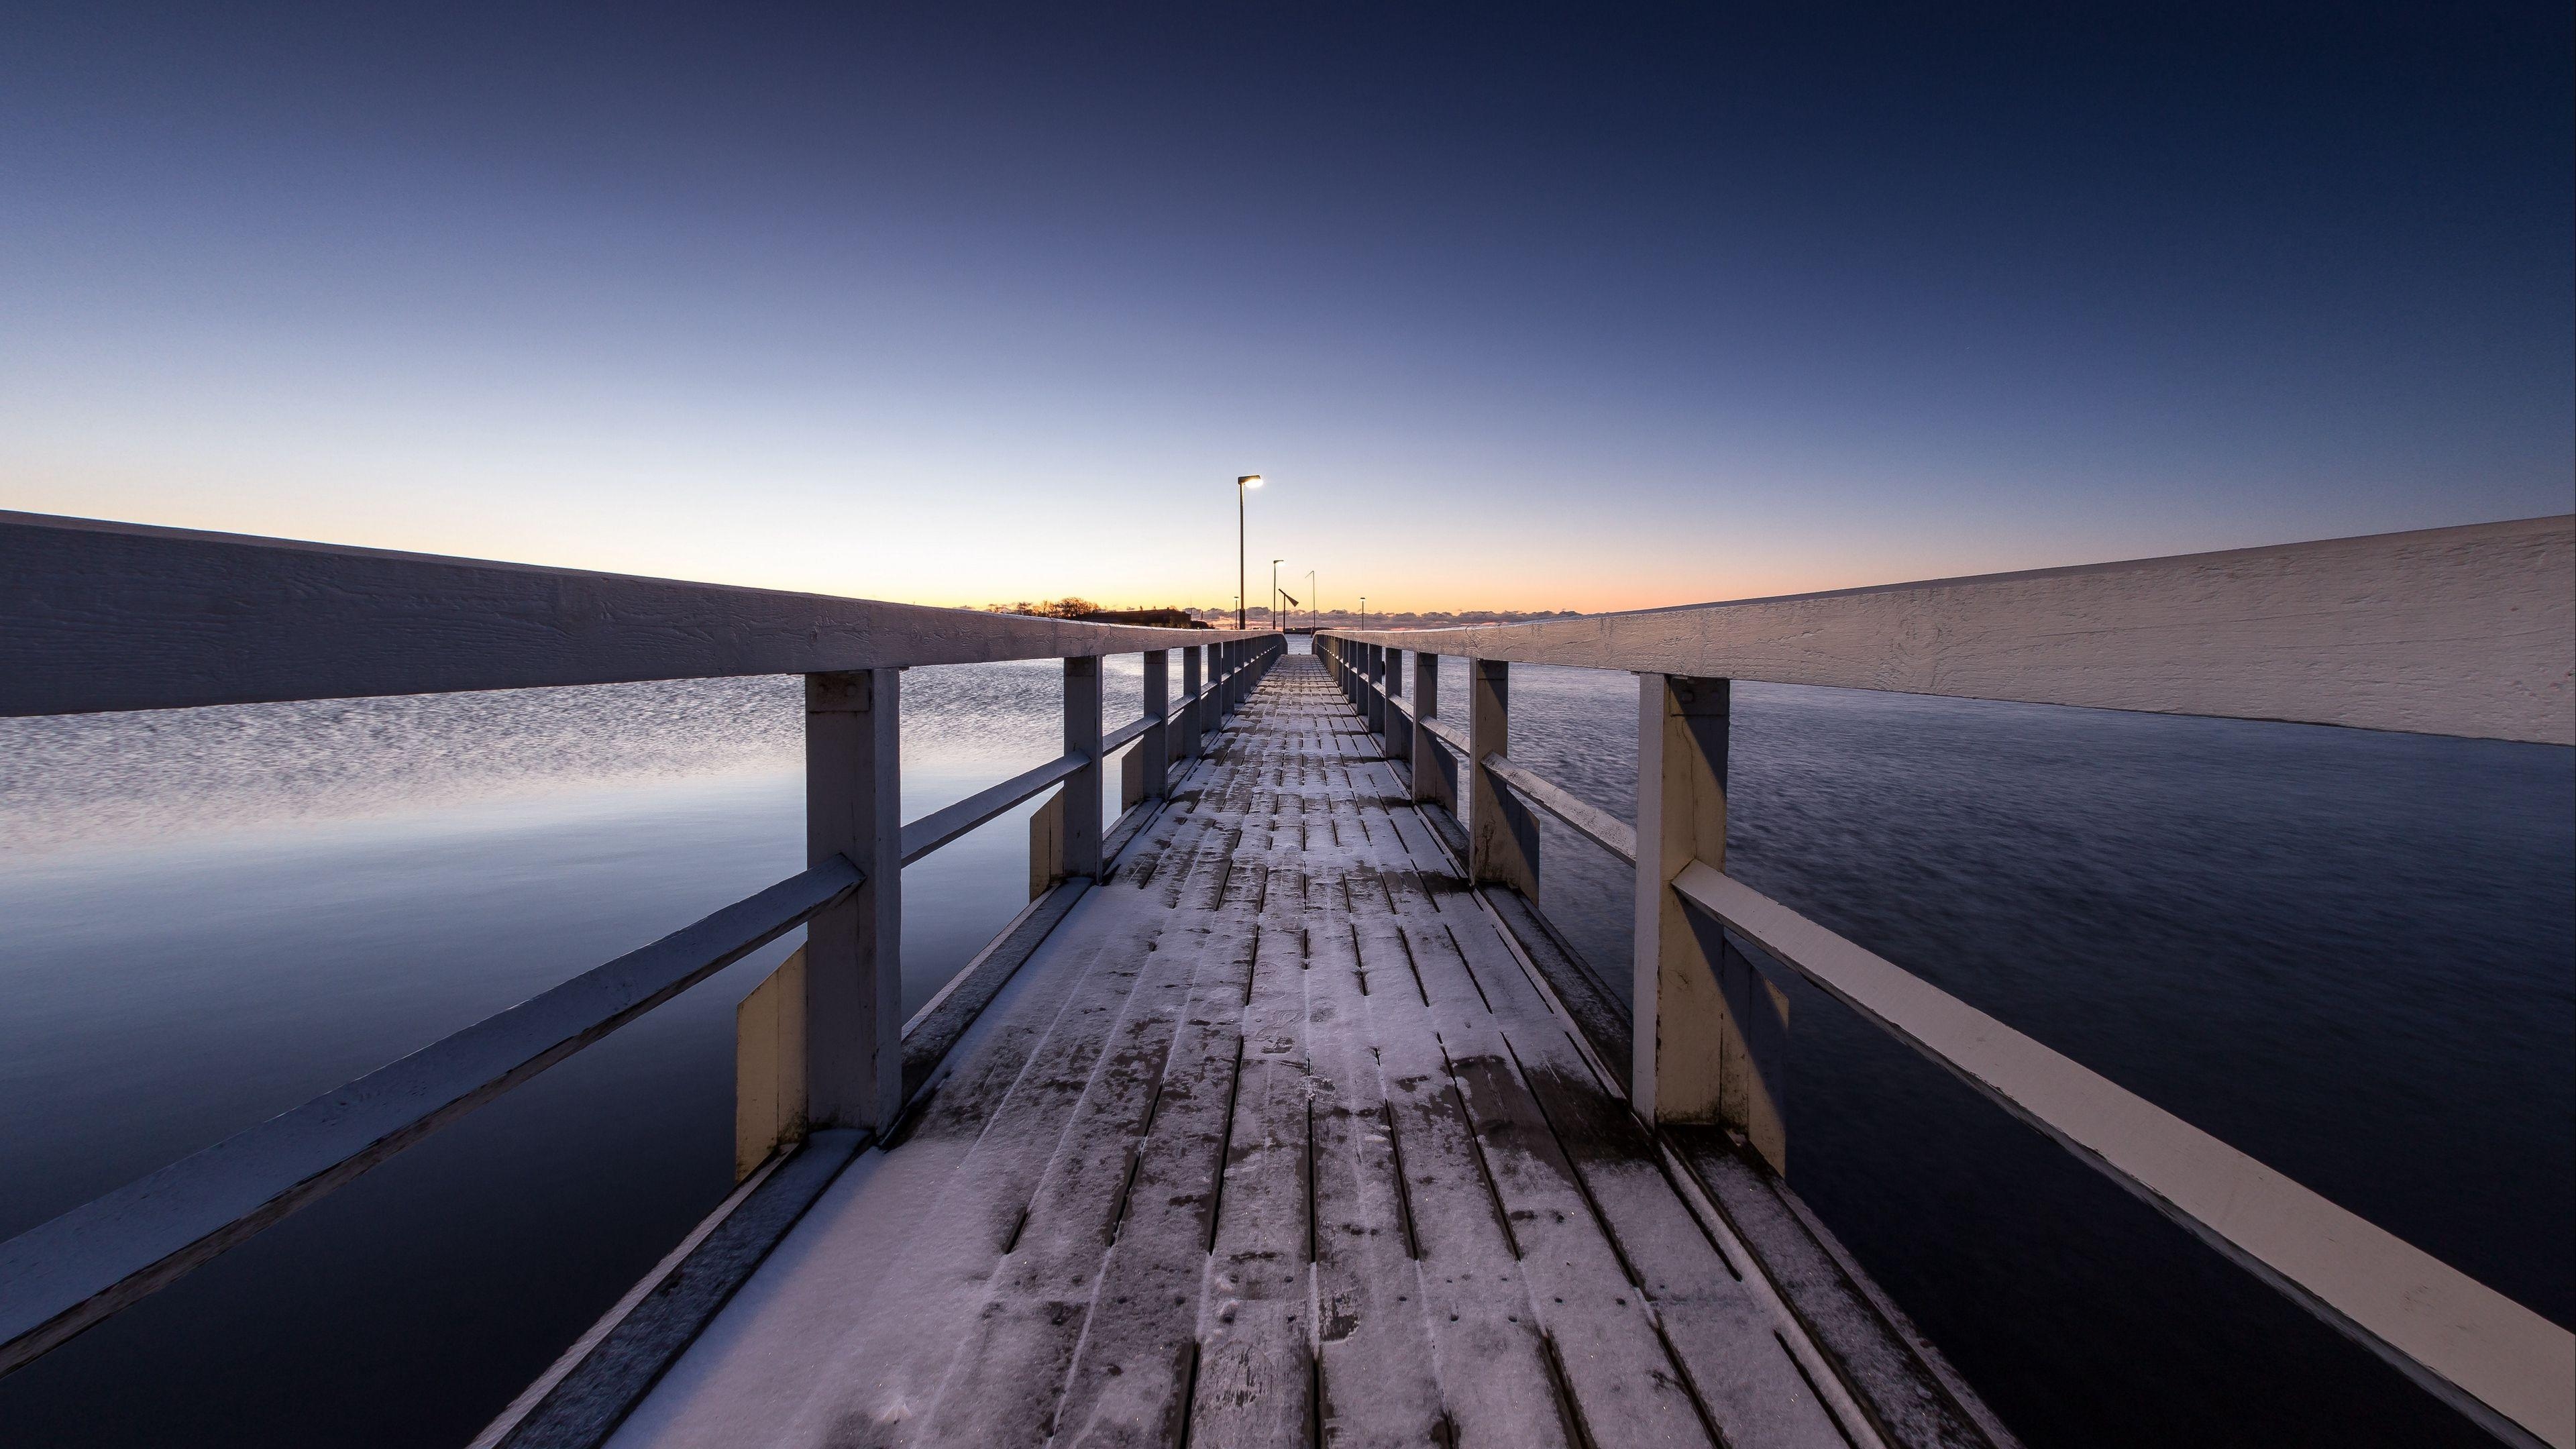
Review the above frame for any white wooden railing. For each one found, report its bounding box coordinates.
[0,508,1284,1379]
[1320,514,2576,1449]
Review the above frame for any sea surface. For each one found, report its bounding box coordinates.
[0,639,2566,1448]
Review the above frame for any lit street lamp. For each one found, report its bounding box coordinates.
[1236,475,1263,632]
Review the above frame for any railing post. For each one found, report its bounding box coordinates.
[1632,674,1785,1173]
[1410,650,1444,806]
[1178,645,1202,763]
[1063,656,1104,880]
[1385,647,1409,761]
[1142,649,1169,800]
[804,668,902,1133]
[1368,644,1387,737]
[1466,657,1539,896]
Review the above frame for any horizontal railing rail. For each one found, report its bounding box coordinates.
[0,508,1288,1380]
[898,751,1089,865]
[1335,515,2575,745]
[1318,517,2576,1448]
[1482,752,1638,864]
[0,859,861,1376]
[1670,863,2573,1448]
[0,511,1228,718]
[1417,714,1468,755]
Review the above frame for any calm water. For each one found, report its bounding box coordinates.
[0,643,2566,1446]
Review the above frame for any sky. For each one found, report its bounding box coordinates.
[3,3,2569,613]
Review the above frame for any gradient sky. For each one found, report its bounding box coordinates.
[3,3,2569,612]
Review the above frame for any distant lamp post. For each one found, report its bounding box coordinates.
[1236,475,1263,632]
[1305,570,1317,632]
[1360,596,1367,632]
[1271,558,1283,629]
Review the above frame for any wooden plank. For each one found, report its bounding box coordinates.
[906,917,1207,1444]
[1187,909,1315,1446]
[1481,888,1629,1076]
[1668,1128,2016,1449]
[607,893,1160,1447]
[1399,922,1722,1447]
[1347,919,1575,1449]
[0,509,1259,717]
[1299,922,1460,1448]
[766,907,1196,1442]
[1485,752,1638,864]
[1434,917,1856,1448]
[902,881,1089,1102]
[600,660,1949,1449]
[1417,714,1468,758]
[1672,861,2576,1449]
[1325,514,2575,744]
[0,859,860,1377]
[1048,924,1259,1448]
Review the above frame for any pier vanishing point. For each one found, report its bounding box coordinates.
[1,509,2571,1448]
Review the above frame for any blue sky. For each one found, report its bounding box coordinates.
[3,3,2568,611]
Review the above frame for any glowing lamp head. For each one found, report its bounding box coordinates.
[1238,474,1263,488]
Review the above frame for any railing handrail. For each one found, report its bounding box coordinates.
[0,511,1269,718]
[0,512,1289,1383]
[1320,614,2575,1448]
[1482,751,1638,864]
[1673,862,2575,1449]
[1324,515,2575,745]
[0,637,1289,1380]
[0,859,863,1376]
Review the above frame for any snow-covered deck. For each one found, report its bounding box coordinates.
[599,657,1874,1448]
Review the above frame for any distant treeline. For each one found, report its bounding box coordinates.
[985,599,1210,628]
[1212,606,1586,628]
[983,599,1584,629]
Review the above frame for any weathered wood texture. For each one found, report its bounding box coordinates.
[1328,515,2576,744]
[1670,1128,2021,1449]
[1484,751,1638,863]
[0,860,861,1377]
[0,510,1256,716]
[806,670,904,1133]
[605,657,1898,1449]
[1672,863,2575,1449]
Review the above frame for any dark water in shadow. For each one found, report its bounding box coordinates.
[0,644,2564,1447]
[1440,657,2573,1448]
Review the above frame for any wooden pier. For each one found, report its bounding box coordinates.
[1,509,2571,1448]
[525,656,1935,1448]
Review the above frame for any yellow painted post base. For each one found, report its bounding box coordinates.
[734,947,808,1181]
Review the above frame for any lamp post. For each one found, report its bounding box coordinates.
[1305,570,1317,632]
[1271,558,1283,631]
[1236,475,1263,632]
[1360,596,1367,632]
